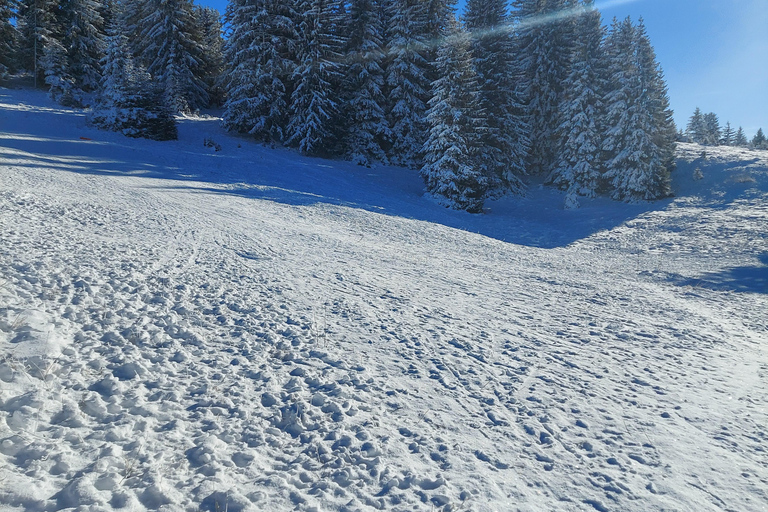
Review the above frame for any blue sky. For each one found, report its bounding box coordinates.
[196,0,767,137]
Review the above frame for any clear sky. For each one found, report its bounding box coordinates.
[195,0,768,137]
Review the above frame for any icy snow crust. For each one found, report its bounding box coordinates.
[0,87,766,512]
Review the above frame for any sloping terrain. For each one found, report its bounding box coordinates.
[1,87,766,512]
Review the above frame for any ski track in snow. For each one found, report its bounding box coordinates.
[1,88,767,512]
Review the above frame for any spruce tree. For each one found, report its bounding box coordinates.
[513,0,573,176]
[92,13,133,130]
[286,0,343,155]
[16,0,62,86]
[0,0,18,79]
[635,18,676,191]
[686,107,706,144]
[194,6,224,107]
[43,36,80,105]
[753,128,767,149]
[221,0,299,141]
[602,17,672,201]
[721,121,734,146]
[549,0,604,207]
[60,0,105,93]
[464,0,528,196]
[734,126,748,147]
[385,0,431,166]
[135,0,207,113]
[91,13,177,140]
[702,112,721,145]
[343,0,390,165]
[421,19,487,213]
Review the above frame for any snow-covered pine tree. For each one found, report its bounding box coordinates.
[16,0,62,86]
[43,36,81,105]
[286,0,343,155]
[702,112,721,145]
[322,0,350,151]
[343,0,390,165]
[92,12,131,129]
[602,16,672,201]
[59,0,105,94]
[134,0,207,113]
[99,0,116,33]
[385,0,431,166]
[734,126,748,147]
[423,0,452,84]
[91,12,177,140]
[512,0,574,176]
[464,0,528,196]
[721,121,734,146]
[194,5,224,107]
[221,0,299,141]
[422,17,488,213]
[0,0,19,79]
[753,128,767,149]
[548,0,604,207]
[686,107,706,144]
[635,18,676,192]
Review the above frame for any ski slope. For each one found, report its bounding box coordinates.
[1,86,766,512]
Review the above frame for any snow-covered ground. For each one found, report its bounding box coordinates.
[1,86,766,512]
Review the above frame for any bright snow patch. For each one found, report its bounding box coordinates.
[1,87,767,512]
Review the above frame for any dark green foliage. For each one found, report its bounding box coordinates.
[0,0,19,79]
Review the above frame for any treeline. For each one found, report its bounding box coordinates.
[222,0,675,210]
[0,0,224,139]
[683,108,767,150]
[0,0,677,211]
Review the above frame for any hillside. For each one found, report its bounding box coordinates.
[1,87,766,512]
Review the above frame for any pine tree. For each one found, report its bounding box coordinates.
[602,17,672,201]
[721,121,734,146]
[635,18,676,191]
[702,112,721,145]
[513,0,574,176]
[753,128,767,149]
[548,0,604,207]
[465,0,528,196]
[221,0,299,141]
[135,0,207,112]
[421,19,487,213]
[734,126,748,147]
[343,0,390,165]
[43,36,80,105]
[286,0,343,155]
[194,6,224,107]
[423,0,451,83]
[59,0,105,93]
[0,0,18,79]
[385,0,431,166]
[686,107,706,144]
[91,13,177,140]
[16,0,62,86]
[93,13,132,126]
[99,0,116,33]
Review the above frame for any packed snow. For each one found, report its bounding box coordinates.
[1,87,766,511]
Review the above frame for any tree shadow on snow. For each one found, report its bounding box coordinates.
[0,89,672,249]
[663,254,768,294]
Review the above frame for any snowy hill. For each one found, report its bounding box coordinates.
[1,87,766,512]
